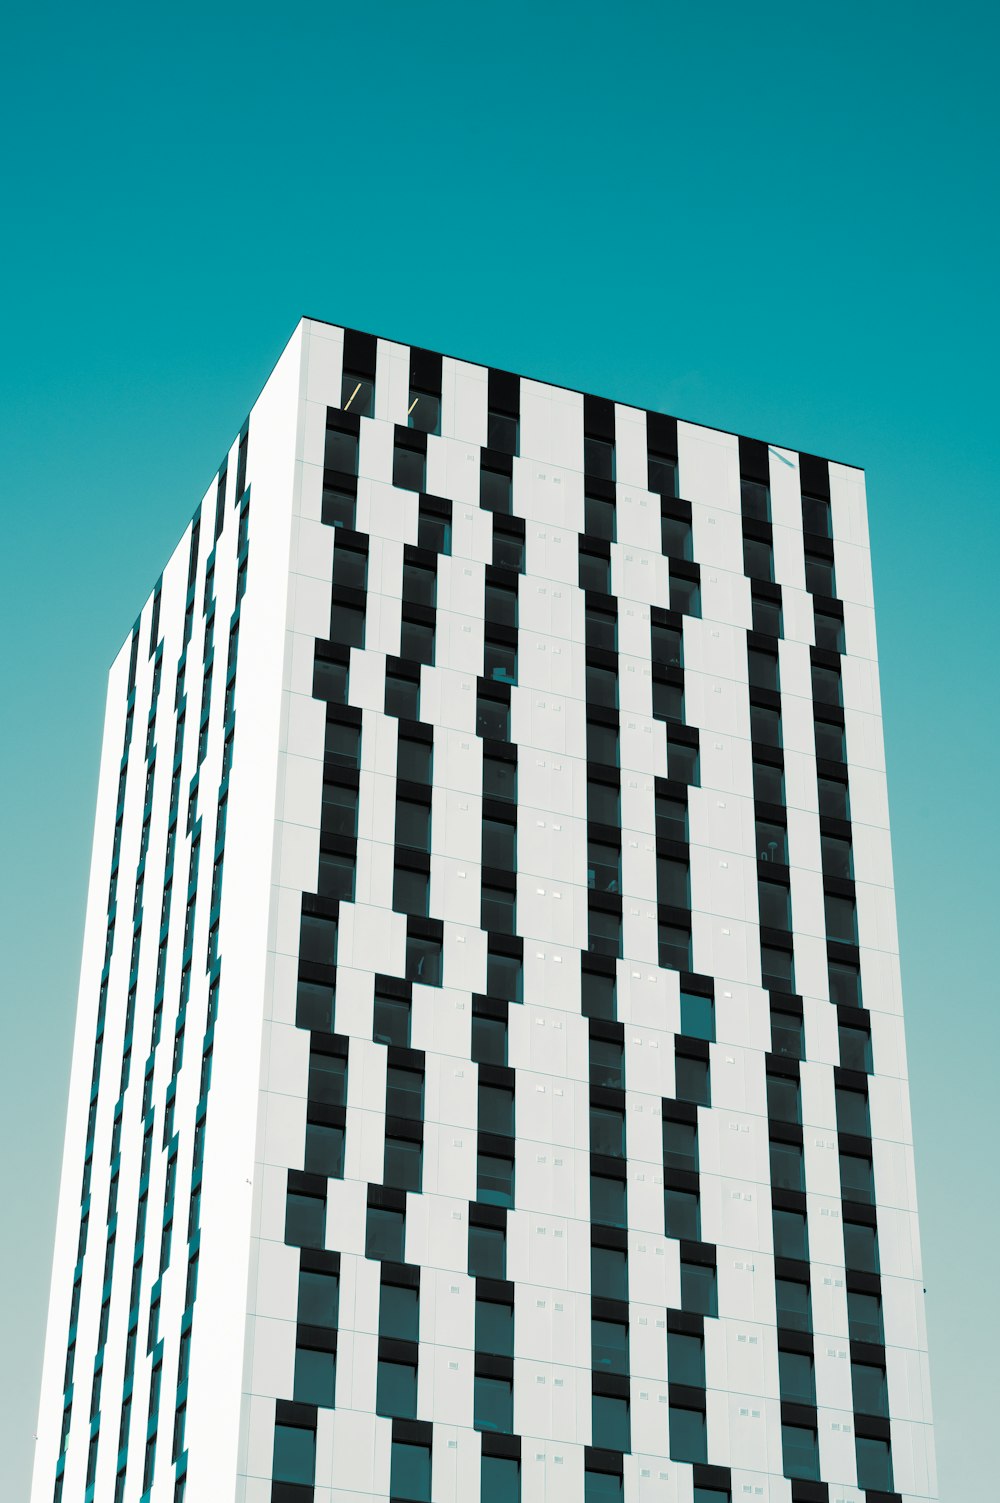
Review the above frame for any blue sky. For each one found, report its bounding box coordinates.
[2,2,997,1495]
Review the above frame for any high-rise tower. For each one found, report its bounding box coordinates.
[32,320,935,1503]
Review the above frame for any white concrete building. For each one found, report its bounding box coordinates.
[31,320,935,1503]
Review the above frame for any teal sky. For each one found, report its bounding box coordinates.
[2,3,996,1496]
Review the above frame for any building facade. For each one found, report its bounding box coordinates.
[32,319,936,1503]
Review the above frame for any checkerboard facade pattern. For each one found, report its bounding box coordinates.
[32,320,935,1503]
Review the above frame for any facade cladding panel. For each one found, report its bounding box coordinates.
[31,320,936,1503]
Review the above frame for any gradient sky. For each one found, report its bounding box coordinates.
[2,3,997,1496]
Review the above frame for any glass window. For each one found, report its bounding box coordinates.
[305,1121,345,1178]
[484,637,517,684]
[852,1359,889,1416]
[341,370,374,418]
[469,1222,505,1279]
[326,718,361,770]
[396,798,431,852]
[581,966,616,1020]
[479,1084,515,1137]
[585,1468,623,1503]
[648,452,678,495]
[848,1289,883,1343]
[744,537,774,582]
[477,692,510,741]
[775,1275,811,1332]
[321,780,357,837]
[587,662,619,708]
[475,1373,513,1432]
[664,1187,701,1239]
[373,991,410,1047]
[750,703,782,748]
[782,1422,820,1480]
[669,1403,707,1462]
[402,560,436,607]
[843,1219,880,1272]
[663,1117,698,1171]
[401,615,435,666]
[592,1392,629,1450]
[668,1330,705,1386]
[318,850,355,902]
[802,492,832,538]
[330,601,365,648]
[314,657,350,706]
[393,864,430,917]
[322,479,356,529]
[829,958,862,1009]
[309,1051,347,1107]
[818,773,850,820]
[590,1106,625,1157]
[299,1268,338,1328]
[273,1422,315,1486]
[478,1151,514,1206]
[671,575,701,618]
[294,1345,336,1407]
[585,434,616,480]
[587,604,618,651]
[333,541,367,592]
[591,1245,628,1300]
[655,790,688,839]
[386,1066,424,1118]
[661,514,693,560]
[752,591,782,636]
[649,675,685,724]
[377,1358,417,1418]
[483,816,517,869]
[805,550,836,596]
[779,1348,815,1404]
[386,669,420,720]
[579,546,611,593]
[366,1206,405,1261]
[485,579,518,627]
[812,663,842,707]
[652,622,683,667]
[492,522,524,572]
[589,904,623,958]
[585,492,616,541]
[675,1053,710,1107]
[814,715,846,761]
[681,1259,717,1316]
[380,1280,419,1342]
[476,1297,514,1355]
[487,947,522,1002]
[393,442,426,492]
[839,1021,873,1073]
[836,1086,870,1135]
[488,408,519,454]
[591,1173,627,1228]
[482,883,516,935]
[592,1318,629,1373]
[587,776,621,824]
[482,1455,520,1502]
[748,647,779,692]
[762,944,795,993]
[390,1439,432,1502]
[840,1152,874,1203]
[584,1037,622,1092]
[408,387,440,435]
[658,855,690,908]
[814,608,845,652]
[741,478,770,520]
[325,427,359,476]
[385,1136,422,1191]
[483,753,517,803]
[481,465,512,514]
[821,832,853,879]
[658,921,691,972]
[856,1435,894,1492]
[286,1191,325,1249]
[472,1012,507,1066]
[417,503,450,554]
[770,1139,805,1192]
[825,892,858,945]
[766,1072,801,1123]
[759,878,791,930]
[681,990,714,1042]
[773,1208,809,1261]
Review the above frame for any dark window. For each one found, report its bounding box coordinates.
[752,590,782,636]
[759,878,791,930]
[586,662,618,709]
[675,1053,710,1107]
[581,965,616,1020]
[483,753,517,803]
[398,733,432,784]
[333,541,367,592]
[272,1422,315,1486]
[773,1207,809,1261]
[681,1258,716,1315]
[305,1121,345,1178]
[486,946,522,1002]
[766,1072,801,1123]
[829,958,862,1009]
[592,1317,629,1373]
[669,1402,707,1462]
[770,1139,805,1193]
[659,921,691,972]
[418,500,451,554]
[579,546,611,594]
[814,608,845,652]
[753,757,784,805]
[657,855,690,908]
[330,600,365,649]
[286,1191,325,1248]
[663,1117,698,1172]
[805,549,836,596]
[839,1020,873,1073]
[325,427,359,476]
[319,850,356,902]
[401,614,435,666]
[341,369,374,418]
[782,1422,820,1480]
[481,1455,520,1503]
[775,1275,811,1332]
[390,1439,431,1502]
[664,1186,701,1239]
[761,944,795,993]
[812,663,842,707]
[584,434,615,481]
[373,990,411,1047]
[592,1392,630,1450]
[309,1050,347,1106]
[590,1035,624,1089]
[590,1105,625,1157]
[744,536,774,582]
[680,990,714,1042]
[478,1151,514,1206]
[826,892,858,945]
[481,465,513,514]
[472,1011,507,1066]
[591,1244,628,1301]
[750,702,782,749]
[648,451,678,496]
[589,904,622,958]
[474,1373,513,1433]
[381,1280,420,1342]
[476,1296,514,1356]
[585,1467,623,1502]
[856,1435,894,1492]
[488,408,519,454]
[836,1085,870,1136]
[394,864,430,917]
[587,718,619,768]
[585,492,616,542]
[394,441,426,492]
[482,882,516,935]
[299,1267,339,1328]
[588,839,621,893]
[821,832,853,879]
[671,575,701,618]
[848,1288,883,1343]
[408,387,440,435]
[294,1345,336,1407]
[741,478,770,521]
[591,1173,627,1228]
[402,561,436,607]
[386,668,420,721]
[668,1329,705,1386]
[852,1359,889,1416]
[802,492,832,538]
[396,798,431,852]
[779,1347,816,1404]
[655,789,687,840]
[386,1066,424,1118]
[366,1206,406,1261]
[586,604,618,652]
[844,1218,880,1272]
[748,647,779,693]
[840,1151,874,1204]
[377,1358,417,1418]
[661,514,693,561]
[479,1084,515,1136]
[469,1222,505,1279]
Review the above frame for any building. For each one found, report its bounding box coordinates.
[31,319,936,1503]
